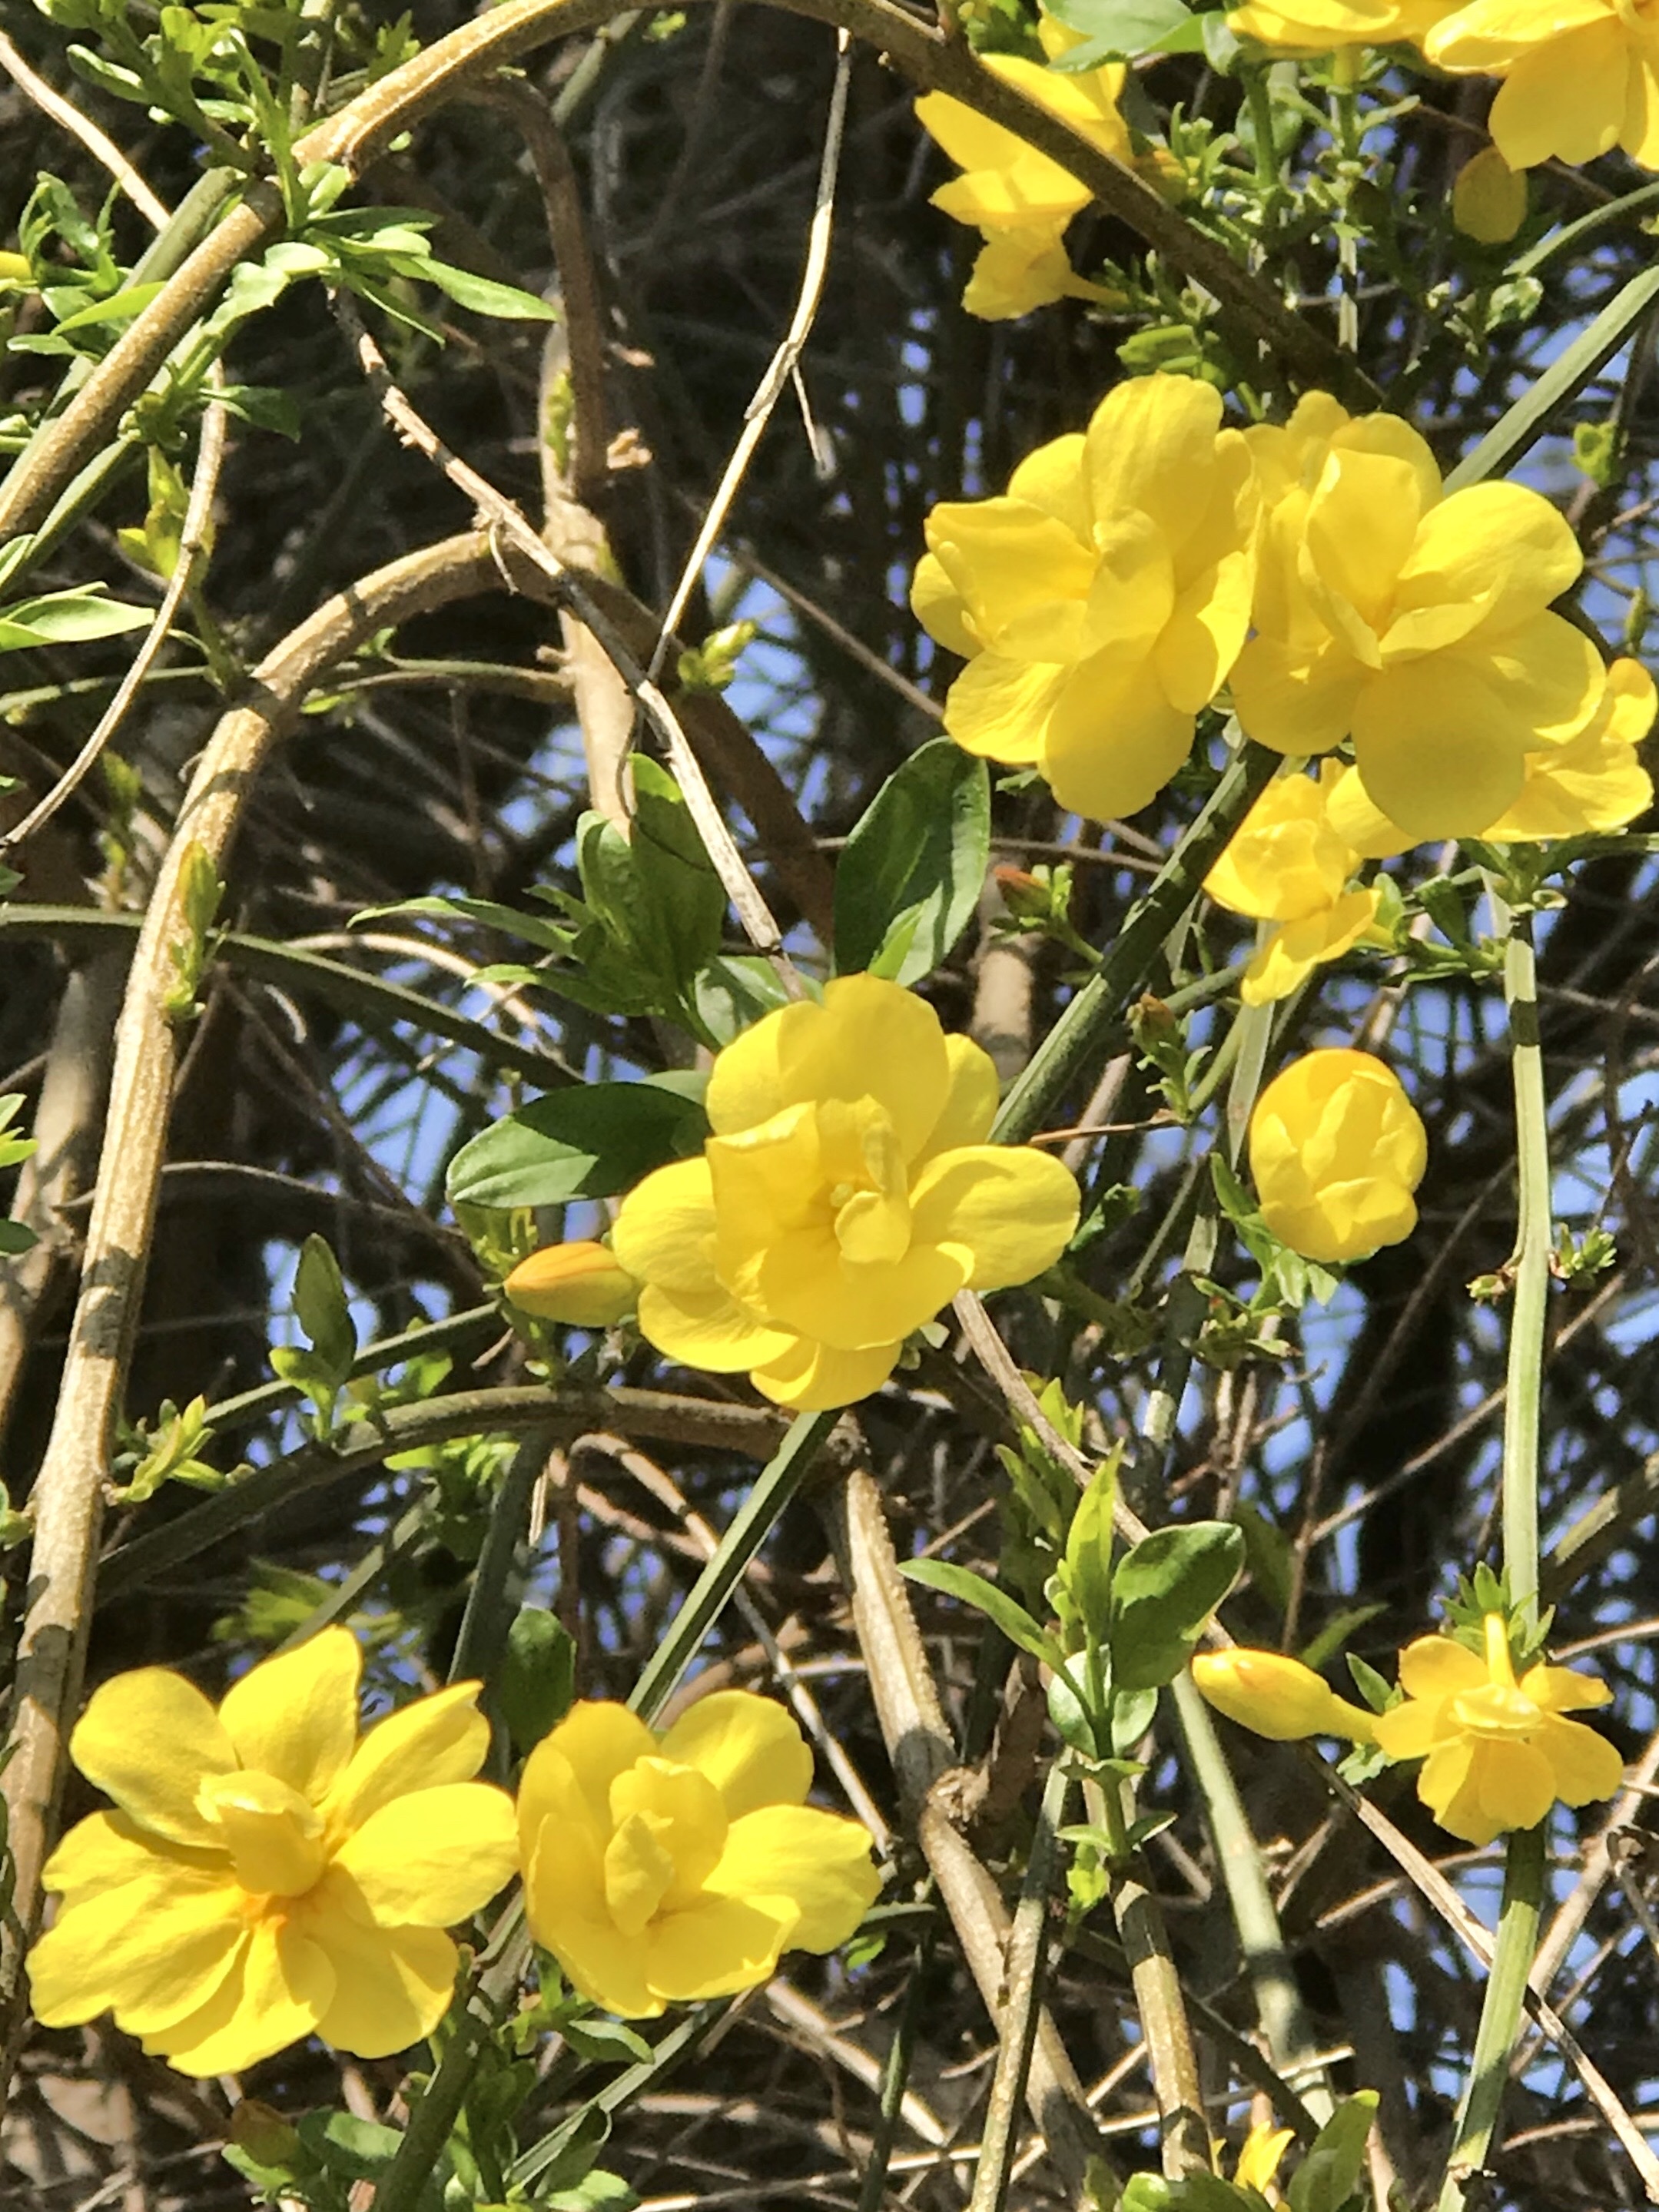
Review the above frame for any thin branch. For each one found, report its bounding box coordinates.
[0,31,170,229]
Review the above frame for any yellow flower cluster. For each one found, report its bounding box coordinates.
[30,1636,879,2068]
[916,376,1644,851]
[610,975,1080,1411]
[1203,764,1385,1007]
[1195,1614,1625,1846]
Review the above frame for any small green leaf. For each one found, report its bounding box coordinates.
[556,2015,652,2064]
[899,1557,1062,1666]
[1109,1522,1244,1691]
[292,1233,357,1376]
[1060,1449,1120,1642]
[1044,0,1204,58]
[497,1606,577,1752]
[0,587,151,649]
[417,256,560,321]
[834,739,990,984]
[445,1079,709,1212]
[1285,2092,1377,2212]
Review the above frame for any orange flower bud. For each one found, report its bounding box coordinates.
[505,1240,638,1327]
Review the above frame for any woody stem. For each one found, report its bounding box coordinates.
[1498,901,1548,1628]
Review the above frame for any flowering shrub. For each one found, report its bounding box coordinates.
[28,1631,516,2074]
[612,974,1079,1408]
[518,1693,879,2017]
[912,372,1259,821]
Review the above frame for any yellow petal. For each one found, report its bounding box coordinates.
[1007,432,1092,541]
[1081,512,1176,657]
[147,1916,334,2077]
[325,1680,491,1833]
[658,1690,814,1818]
[925,497,1096,662]
[642,1893,795,2001]
[70,1666,235,1846]
[1425,0,1611,72]
[1535,1713,1624,1808]
[1193,1650,1340,1739]
[1304,448,1425,639]
[1397,1635,1488,1701]
[1084,373,1226,559]
[961,228,1079,321]
[43,1809,223,1905]
[911,549,978,659]
[943,653,1068,766]
[1156,546,1255,714]
[1236,2124,1296,2195]
[1040,652,1193,821]
[635,1281,797,1373]
[217,1626,361,1806]
[305,1898,460,2058]
[1242,890,1382,1005]
[908,1144,1079,1292]
[611,1157,721,1293]
[915,1033,1001,1163]
[703,1804,880,1951]
[28,1868,245,2035]
[914,91,1029,179]
[533,1702,655,1833]
[330,1782,517,1926]
[1386,483,1583,659]
[1519,1662,1613,1715]
[1230,635,1367,758]
[748,1336,901,1411]
[1325,764,1415,859]
[1351,658,1531,840]
[749,1218,963,1350]
[517,1740,610,1925]
[536,1895,662,2019]
[1372,1699,1445,1762]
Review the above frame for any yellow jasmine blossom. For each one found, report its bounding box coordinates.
[1226,0,1448,51]
[913,373,1259,821]
[1193,1647,1379,1743]
[28,1629,517,2075]
[1326,655,1656,850]
[1373,1614,1624,1845]
[609,976,1080,1411]
[1452,145,1528,244]
[915,18,1141,318]
[506,1239,639,1328]
[1425,3,1659,171]
[1248,1049,1427,1265]
[519,1693,880,2018]
[1236,2122,1297,2200]
[1203,764,1385,1005]
[1232,394,1604,839]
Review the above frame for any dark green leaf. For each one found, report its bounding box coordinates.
[292,1233,356,1375]
[1109,1522,1244,1691]
[1045,0,1204,58]
[498,1606,577,1752]
[556,2016,653,2064]
[445,1080,709,1211]
[1286,2093,1377,2212]
[694,953,800,1045]
[0,1222,38,1255]
[899,1557,1062,1666]
[834,739,989,984]
[631,758,728,987]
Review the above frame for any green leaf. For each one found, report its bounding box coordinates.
[543,2167,639,2211]
[630,757,728,988]
[1044,0,1204,59]
[834,739,990,984]
[497,1605,577,1753]
[417,256,560,320]
[1286,2093,1377,2212]
[899,1557,1062,1666]
[50,281,165,332]
[445,1079,710,1212]
[1060,1449,1120,1642]
[1110,1683,1160,1756]
[0,588,152,648]
[0,1222,38,1255]
[1109,1522,1244,1692]
[556,2015,653,2064]
[292,1233,357,1375]
[694,953,801,1045]
[353,890,573,957]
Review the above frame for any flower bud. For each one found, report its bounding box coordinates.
[1452,148,1527,247]
[1248,1050,1427,1265]
[1192,1649,1376,1744]
[505,1240,638,1328]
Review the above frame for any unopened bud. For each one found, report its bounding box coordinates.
[505,1240,638,1328]
[1453,147,1527,247]
[229,2101,300,2166]
[1192,1648,1376,1744]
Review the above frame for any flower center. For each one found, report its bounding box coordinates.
[602,1758,728,1936]
[819,1099,912,1268]
[197,1769,328,1897]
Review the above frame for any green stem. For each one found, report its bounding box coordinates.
[1434,1824,1548,2212]
[1500,905,1549,1628]
[968,1763,1070,2212]
[1171,1673,1333,2125]
[857,1919,937,2212]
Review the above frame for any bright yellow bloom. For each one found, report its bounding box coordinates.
[610,976,1079,1411]
[1452,145,1528,243]
[916,19,1137,319]
[1226,0,1447,50]
[1248,1049,1427,1265]
[913,373,1259,821]
[1203,764,1385,1005]
[1233,394,1604,840]
[506,1239,639,1327]
[1326,655,1655,851]
[1193,1648,1379,1743]
[28,1630,517,2075]
[1425,2,1659,171]
[519,1693,879,2018]
[1373,1614,1624,1845]
[1236,2122,1296,2200]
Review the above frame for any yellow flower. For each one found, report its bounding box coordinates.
[915,18,1142,318]
[1425,3,1659,171]
[1226,0,1447,50]
[1203,764,1385,1005]
[1326,655,1656,850]
[1232,394,1604,839]
[912,373,1259,821]
[1248,1048,1427,1265]
[1193,1648,1379,1743]
[609,976,1080,1411]
[28,1629,517,2075]
[1236,2122,1297,2201]
[506,1239,639,1327]
[1452,145,1528,243]
[1373,1614,1624,1845]
[518,1693,880,2018]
